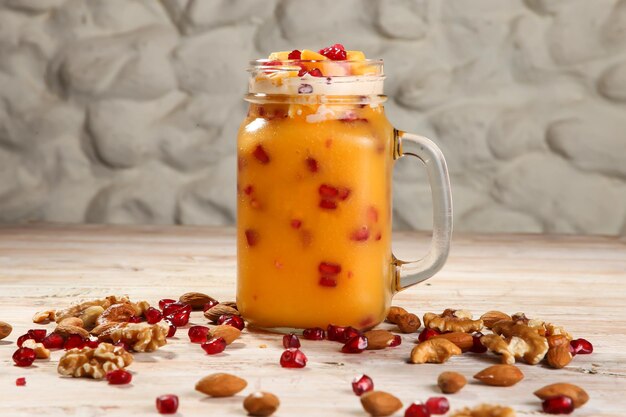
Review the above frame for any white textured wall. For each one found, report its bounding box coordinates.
[1,0,625,235]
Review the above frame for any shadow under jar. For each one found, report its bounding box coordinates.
[237,59,452,332]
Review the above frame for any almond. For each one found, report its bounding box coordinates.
[473,364,524,387]
[195,373,247,397]
[480,311,512,329]
[396,313,421,333]
[204,303,240,323]
[179,292,216,310]
[210,324,241,344]
[433,332,473,351]
[534,383,589,408]
[243,391,280,417]
[437,371,467,394]
[364,330,395,350]
[59,317,84,328]
[546,345,573,369]
[386,306,408,324]
[54,323,90,339]
[360,391,403,417]
[0,321,12,340]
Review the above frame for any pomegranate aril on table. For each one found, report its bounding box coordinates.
[158,299,176,310]
[13,347,36,367]
[418,328,441,343]
[15,377,26,386]
[85,337,100,348]
[542,395,575,414]
[106,369,132,385]
[166,323,177,338]
[201,337,226,355]
[17,334,32,348]
[570,338,593,355]
[27,329,47,343]
[280,348,307,368]
[42,333,65,349]
[302,327,325,340]
[156,394,179,415]
[341,335,368,354]
[188,326,210,343]
[389,335,402,347]
[217,314,245,330]
[203,300,219,312]
[245,229,259,246]
[282,333,301,349]
[144,307,163,324]
[64,334,86,350]
[404,402,431,417]
[470,332,488,353]
[352,374,374,396]
[425,397,449,415]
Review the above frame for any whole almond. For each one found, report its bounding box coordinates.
[534,383,589,408]
[54,323,90,339]
[180,292,216,310]
[433,332,473,351]
[364,330,395,350]
[360,391,403,417]
[480,311,512,329]
[474,364,524,387]
[195,373,247,397]
[546,334,572,369]
[210,324,241,344]
[243,392,280,417]
[204,303,240,323]
[437,371,467,394]
[59,317,84,328]
[0,321,12,340]
[386,306,408,324]
[397,313,421,333]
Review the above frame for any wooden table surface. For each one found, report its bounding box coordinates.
[0,225,625,417]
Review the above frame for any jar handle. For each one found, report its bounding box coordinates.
[393,130,453,292]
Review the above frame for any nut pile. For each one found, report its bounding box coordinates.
[5,297,595,416]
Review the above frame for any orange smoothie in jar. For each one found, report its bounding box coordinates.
[237,46,394,331]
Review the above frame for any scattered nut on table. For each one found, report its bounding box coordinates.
[195,373,247,397]
[491,321,548,364]
[473,364,524,387]
[480,311,511,329]
[534,382,589,408]
[410,338,462,364]
[360,391,403,417]
[423,309,484,333]
[179,292,216,310]
[364,330,395,350]
[437,371,467,394]
[0,321,12,340]
[32,310,55,324]
[22,339,51,359]
[243,391,280,417]
[204,303,240,323]
[58,343,133,379]
[546,334,573,369]
[209,324,241,345]
[450,404,516,417]
[97,321,169,352]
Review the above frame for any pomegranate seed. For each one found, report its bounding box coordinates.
[106,369,132,385]
[351,226,370,241]
[470,332,488,353]
[243,185,254,195]
[114,341,131,351]
[340,327,361,343]
[570,338,593,355]
[17,334,32,348]
[12,348,36,367]
[341,335,368,353]
[166,323,177,338]
[188,326,210,343]
[86,337,100,348]
[542,395,574,414]
[404,402,431,417]
[291,219,302,229]
[327,324,345,342]
[425,397,449,414]
[319,262,341,275]
[245,229,259,246]
[319,199,337,209]
[389,335,402,347]
[352,374,374,396]
[337,187,351,200]
[367,206,379,222]
[319,43,347,60]
[252,144,270,164]
[305,157,319,173]
[280,348,307,368]
[288,49,301,60]
[201,337,226,355]
[319,184,339,198]
[156,394,179,414]
[158,298,176,310]
[217,315,245,330]
[375,233,382,241]
[145,307,163,324]
[64,334,86,350]
[203,300,219,312]
[27,329,47,343]
[42,333,65,350]
[319,276,337,287]
[162,302,191,323]
[303,327,325,340]
[298,68,308,77]
[283,334,301,348]
[418,328,441,343]
[308,68,323,77]
[166,310,190,327]
[15,377,26,386]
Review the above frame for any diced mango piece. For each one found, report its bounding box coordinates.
[268,51,290,60]
[300,50,328,61]
[346,50,366,61]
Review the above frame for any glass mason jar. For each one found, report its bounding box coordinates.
[236,59,452,331]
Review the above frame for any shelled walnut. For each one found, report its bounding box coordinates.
[423,309,483,333]
[58,343,133,379]
[97,321,168,352]
[450,404,516,417]
[55,295,130,323]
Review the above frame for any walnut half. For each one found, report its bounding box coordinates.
[58,343,133,379]
[450,404,516,417]
[98,321,169,352]
[423,309,484,333]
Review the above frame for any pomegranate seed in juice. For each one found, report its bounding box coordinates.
[418,328,441,343]
[283,334,301,349]
[243,185,254,195]
[245,229,259,246]
[351,374,374,396]
[288,49,301,60]
[319,262,341,275]
[308,68,323,77]
[542,395,574,414]
[16,377,26,386]
[404,403,431,417]
[389,335,402,347]
[106,369,132,385]
[217,315,245,330]
[290,219,302,229]
[425,397,449,414]
[339,327,361,344]
[303,327,325,340]
[42,333,65,349]
[158,299,176,310]
[64,334,86,350]
[305,157,319,173]
[27,329,47,343]
[201,337,226,355]
[203,300,219,312]
[570,338,593,355]
[280,348,307,368]
[351,226,370,241]
[470,332,488,353]
[367,206,379,222]
[319,43,347,60]
[319,184,339,198]
[337,187,351,200]
[188,326,210,343]
[13,348,36,367]
[319,276,338,287]
[144,307,162,324]
[252,144,270,164]
[319,199,337,209]
[341,335,368,353]
[156,394,179,414]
